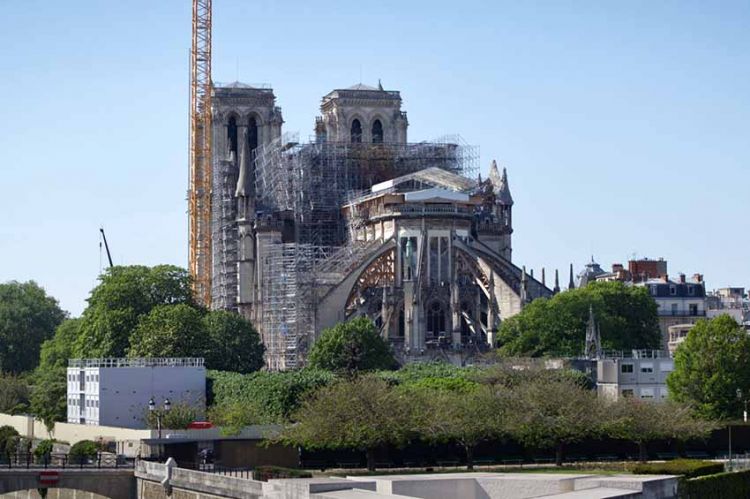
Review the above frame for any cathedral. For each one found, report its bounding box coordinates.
[208,82,552,369]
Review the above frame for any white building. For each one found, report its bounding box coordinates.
[597,350,674,401]
[66,358,206,429]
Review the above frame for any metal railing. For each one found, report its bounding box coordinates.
[1,453,131,469]
[68,358,205,368]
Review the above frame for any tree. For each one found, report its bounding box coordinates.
[29,319,81,430]
[73,265,194,358]
[606,398,715,462]
[0,281,66,373]
[145,401,203,430]
[0,374,30,414]
[307,317,397,374]
[411,385,510,469]
[203,311,264,373]
[497,281,660,357]
[509,376,604,466]
[667,315,750,420]
[0,426,20,457]
[127,304,208,358]
[279,377,413,470]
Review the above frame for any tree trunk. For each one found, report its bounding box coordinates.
[465,445,474,471]
[638,442,648,463]
[366,448,376,471]
[555,442,564,467]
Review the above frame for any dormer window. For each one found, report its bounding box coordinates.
[669,285,677,296]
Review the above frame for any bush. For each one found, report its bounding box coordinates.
[630,459,724,479]
[208,369,335,423]
[69,440,100,463]
[33,439,55,462]
[0,425,20,456]
[252,465,312,481]
[679,469,750,499]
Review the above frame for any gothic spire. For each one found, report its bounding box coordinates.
[568,263,575,290]
[489,160,514,206]
[235,128,253,198]
[553,269,561,294]
[584,305,602,359]
[541,267,546,287]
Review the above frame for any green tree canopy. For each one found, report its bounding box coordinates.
[0,281,66,373]
[307,317,397,374]
[279,376,413,470]
[667,315,750,420]
[497,281,660,357]
[410,385,510,469]
[508,375,604,465]
[127,304,208,358]
[203,310,264,373]
[606,398,715,461]
[31,319,82,429]
[0,374,30,415]
[73,265,194,358]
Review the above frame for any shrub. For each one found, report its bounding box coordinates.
[69,440,100,463]
[0,425,20,456]
[208,369,335,423]
[630,459,724,479]
[33,439,55,462]
[679,469,750,499]
[252,465,312,481]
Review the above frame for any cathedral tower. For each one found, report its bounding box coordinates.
[315,83,408,143]
[210,82,283,313]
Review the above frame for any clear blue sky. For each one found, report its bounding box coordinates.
[1,1,748,316]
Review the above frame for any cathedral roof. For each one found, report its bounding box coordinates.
[372,167,476,194]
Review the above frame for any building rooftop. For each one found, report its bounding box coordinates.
[68,358,205,368]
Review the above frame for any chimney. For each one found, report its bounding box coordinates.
[693,273,703,283]
[612,263,623,272]
[679,273,686,284]
[663,274,669,283]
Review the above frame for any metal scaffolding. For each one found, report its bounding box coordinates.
[252,136,479,369]
[210,157,238,311]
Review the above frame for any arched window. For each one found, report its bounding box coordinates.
[350,119,362,143]
[227,116,238,154]
[426,301,446,337]
[248,116,258,153]
[371,119,384,143]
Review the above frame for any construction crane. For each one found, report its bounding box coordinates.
[189,0,213,307]
[99,227,114,269]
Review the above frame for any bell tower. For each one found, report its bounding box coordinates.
[210,82,283,314]
[315,83,408,143]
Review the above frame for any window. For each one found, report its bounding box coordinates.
[621,364,634,374]
[621,389,634,398]
[671,303,678,315]
[227,116,238,154]
[426,301,446,336]
[641,363,654,373]
[640,388,655,399]
[669,285,677,296]
[688,285,695,296]
[689,304,698,316]
[350,119,362,143]
[371,119,384,143]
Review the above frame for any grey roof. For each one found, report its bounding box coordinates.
[346,83,380,91]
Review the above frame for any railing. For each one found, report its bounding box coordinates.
[656,310,706,317]
[68,358,205,368]
[1,453,131,469]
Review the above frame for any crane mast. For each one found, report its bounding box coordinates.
[189,0,213,307]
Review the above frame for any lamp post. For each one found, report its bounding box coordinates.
[148,397,171,439]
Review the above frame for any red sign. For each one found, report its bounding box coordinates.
[39,471,59,486]
[186,421,214,429]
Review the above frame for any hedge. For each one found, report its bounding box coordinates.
[630,459,724,478]
[252,465,312,482]
[679,469,750,499]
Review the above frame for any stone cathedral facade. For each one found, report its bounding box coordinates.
[209,82,552,370]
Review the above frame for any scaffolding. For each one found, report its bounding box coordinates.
[252,136,479,369]
[210,157,238,311]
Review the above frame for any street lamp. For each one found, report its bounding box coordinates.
[148,397,171,439]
